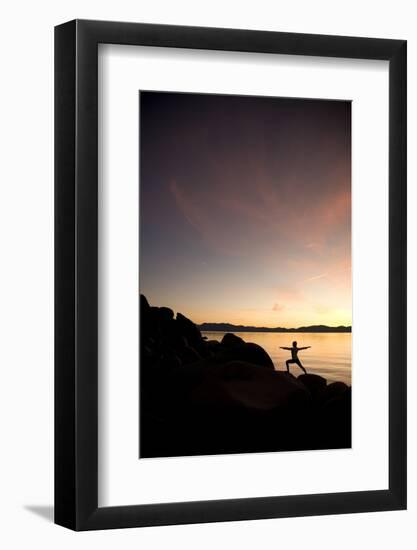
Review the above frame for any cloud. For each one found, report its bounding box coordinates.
[305,241,325,252]
[304,273,328,283]
[169,169,351,266]
[272,303,285,312]
[169,178,287,257]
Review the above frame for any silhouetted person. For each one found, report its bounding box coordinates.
[280,341,311,374]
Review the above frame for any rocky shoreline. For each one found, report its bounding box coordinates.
[140,295,351,458]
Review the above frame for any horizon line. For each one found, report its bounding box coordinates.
[198,321,352,331]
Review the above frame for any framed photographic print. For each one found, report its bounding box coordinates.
[55,20,406,530]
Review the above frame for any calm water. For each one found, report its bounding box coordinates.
[202,331,351,385]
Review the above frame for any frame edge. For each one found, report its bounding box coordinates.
[388,39,407,510]
[54,19,77,530]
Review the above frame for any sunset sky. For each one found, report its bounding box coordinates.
[140,91,351,328]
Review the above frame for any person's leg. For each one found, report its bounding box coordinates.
[296,359,307,375]
[286,359,291,373]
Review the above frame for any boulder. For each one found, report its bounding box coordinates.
[140,293,151,313]
[221,333,245,347]
[319,388,352,448]
[177,345,201,365]
[140,294,155,340]
[176,312,204,348]
[214,342,275,370]
[321,381,349,405]
[190,361,311,413]
[322,387,351,415]
[158,352,182,371]
[205,340,223,354]
[158,306,174,321]
[297,373,327,396]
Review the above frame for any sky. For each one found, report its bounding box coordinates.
[140,91,351,328]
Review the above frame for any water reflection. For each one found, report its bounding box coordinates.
[202,331,351,385]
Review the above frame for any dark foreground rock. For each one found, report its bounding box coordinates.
[297,373,327,397]
[214,342,275,370]
[140,295,352,458]
[221,332,245,347]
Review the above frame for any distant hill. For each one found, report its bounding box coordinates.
[198,323,351,333]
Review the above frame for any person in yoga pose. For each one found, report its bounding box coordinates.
[280,341,311,374]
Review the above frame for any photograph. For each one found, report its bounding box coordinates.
[139,91,352,458]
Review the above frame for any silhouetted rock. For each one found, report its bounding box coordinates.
[176,312,204,348]
[205,340,222,353]
[297,373,327,397]
[177,345,201,365]
[140,293,151,312]
[221,333,245,347]
[190,361,310,412]
[139,295,352,458]
[159,306,174,321]
[214,342,275,370]
[318,388,352,447]
[322,381,349,404]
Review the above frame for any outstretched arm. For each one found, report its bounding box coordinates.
[280,347,292,350]
[298,346,311,350]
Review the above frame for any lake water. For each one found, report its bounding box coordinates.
[202,331,352,386]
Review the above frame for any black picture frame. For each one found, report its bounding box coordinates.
[55,19,407,531]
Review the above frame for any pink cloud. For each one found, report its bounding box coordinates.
[170,169,351,268]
